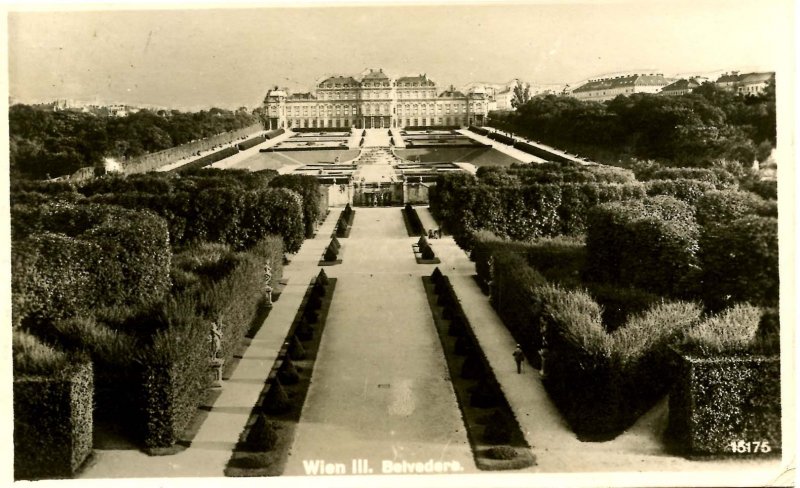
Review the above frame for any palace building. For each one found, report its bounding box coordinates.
[259,68,488,130]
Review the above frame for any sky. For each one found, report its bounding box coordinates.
[5,0,794,111]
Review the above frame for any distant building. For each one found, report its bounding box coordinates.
[660,77,703,96]
[714,71,775,95]
[260,68,488,130]
[571,73,673,102]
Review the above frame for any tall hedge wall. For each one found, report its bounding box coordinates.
[584,196,700,298]
[80,173,304,252]
[699,215,779,311]
[269,174,323,238]
[14,361,94,480]
[11,203,171,327]
[667,353,781,456]
[430,172,645,249]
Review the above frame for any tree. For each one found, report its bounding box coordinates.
[511,82,531,109]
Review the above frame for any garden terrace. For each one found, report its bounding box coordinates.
[395,147,522,167]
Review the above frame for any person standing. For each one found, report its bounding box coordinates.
[513,344,524,374]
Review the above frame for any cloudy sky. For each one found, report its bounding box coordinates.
[6,0,793,110]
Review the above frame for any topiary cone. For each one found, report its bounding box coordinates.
[247,413,278,451]
[289,335,307,360]
[278,357,300,385]
[324,244,338,262]
[421,244,435,260]
[330,236,341,251]
[460,353,485,380]
[316,268,329,286]
[296,322,314,341]
[431,267,444,285]
[262,379,292,415]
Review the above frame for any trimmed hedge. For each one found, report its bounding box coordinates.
[695,189,770,229]
[238,134,267,151]
[170,145,239,173]
[430,172,645,249]
[645,178,716,206]
[138,236,282,449]
[14,358,94,480]
[667,353,781,456]
[469,125,490,136]
[699,215,778,311]
[584,196,700,298]
[403,204,425,236]
[646,167,737,189]
[83,178,304,252]
[11,203,171,327]
[265,128,285,139]
[269,174,323,238]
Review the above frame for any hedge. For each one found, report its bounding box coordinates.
[14,352,94,480]
[646,167,737,189]
[695,189,771,229]
[170,145,239,173]
[512,140,571,163]
[744,179,777,200]
[85,184,304,252]
[584,196,700,298]
[489,132,515,145]
[699,215,778,311]
[238,134,267,151]
[269,174,323,238]
[542,287,702,439]
[667,353,781,456]
[404,204,424,236]
[265,128,285,139]
[430,172,646,249]
[469,125,490,136]
[645,178,716,206]
[11,204,171,327]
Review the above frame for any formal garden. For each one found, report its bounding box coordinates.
[10,170,327,479]
[429,157,780,453]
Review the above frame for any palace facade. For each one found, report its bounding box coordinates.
[259,68,488,130]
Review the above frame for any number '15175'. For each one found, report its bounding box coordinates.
[730,440,772,453]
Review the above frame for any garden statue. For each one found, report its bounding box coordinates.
[209,320,225,387]
[210,320,222,359]
[264,262,274,307]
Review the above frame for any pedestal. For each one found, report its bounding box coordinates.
[210,358,225,388]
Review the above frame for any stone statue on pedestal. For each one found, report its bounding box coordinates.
[264,262,274,308]
[209,320,224,387]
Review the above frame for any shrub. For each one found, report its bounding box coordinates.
[262,380,292,415]
[744,179,777,200]
[482,411,513,444]
[323,242,338,262]
[486,446,518,460]
[460,353,485,379]
[695,190,768,229]
[12,329,72,376]
[247,414,278,451]
[699,215,778,310]
[647,167,734,188]
[288,335,307,360]
[278,357,300,385]
[420,243,436,260]
[316,269,329,286]
[469,379,502,408]
[645,179,715,206]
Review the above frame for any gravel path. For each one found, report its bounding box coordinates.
[284,207,475,476]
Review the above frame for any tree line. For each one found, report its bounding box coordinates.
[490,81,776,168]
[9,105,259,180]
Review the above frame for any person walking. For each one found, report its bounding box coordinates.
[513,344,524,374]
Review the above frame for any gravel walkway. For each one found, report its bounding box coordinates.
[284,207,475,476]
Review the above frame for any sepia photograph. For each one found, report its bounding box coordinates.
[1,0,796,486]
